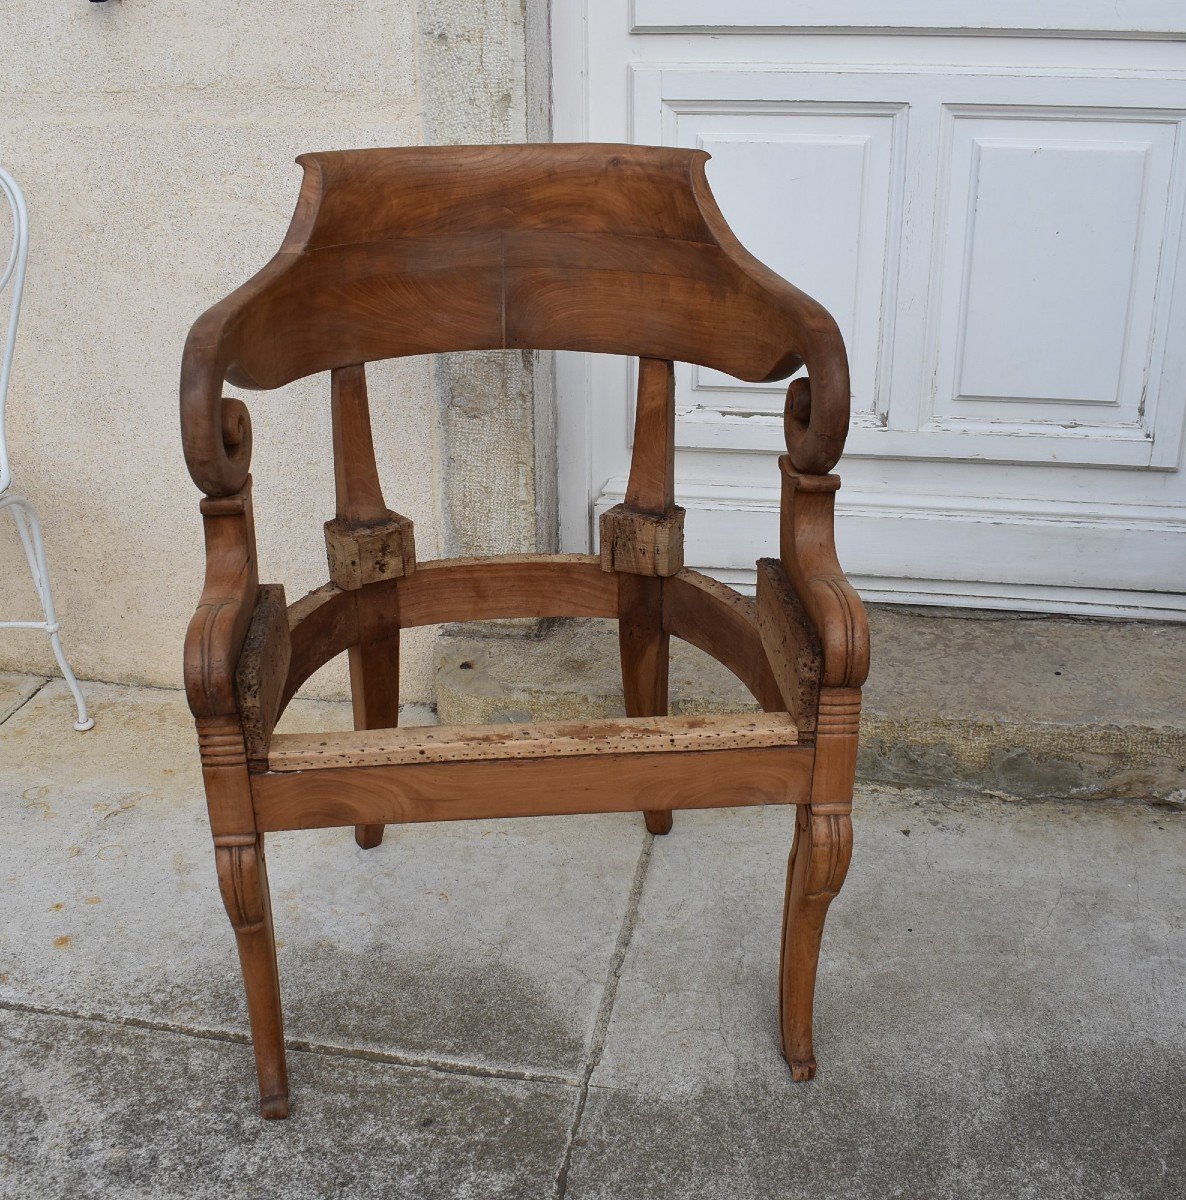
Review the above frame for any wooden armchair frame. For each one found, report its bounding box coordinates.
[180,145,869,1119]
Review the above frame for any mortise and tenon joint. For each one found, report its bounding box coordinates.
[324,510,416,590]
[598,503,685,577]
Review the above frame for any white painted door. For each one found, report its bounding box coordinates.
[552,3,1186,618]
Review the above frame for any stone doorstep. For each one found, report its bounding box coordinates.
[435,609,1186,805]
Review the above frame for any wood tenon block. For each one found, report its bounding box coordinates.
[599,503,685,576]
[324,510,415,590]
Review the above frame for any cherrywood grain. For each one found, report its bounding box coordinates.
[393,554,618,625]
[269,712,796,771]
[330,364,386,523]
[181,143,863,1116]
[252,745,814,834]
[180,144,849,499]
[663,570,784,712]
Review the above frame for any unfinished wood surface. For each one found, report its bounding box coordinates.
[281,583,357,709]
[599,504,685,577]
[184,485,260,720]
[269,711,797,772]
[348,579,402,851]
[180,144,850,499]
[330,364,386,523]
[326,371,402,849]
[252,744,814,833]
[755,558,823,733]
[324,512,415,590]
[663,569,784,711]
[182,143,861,1118]
[626,357,676,512]
[616,356,680,833]
[393,554,618,626]
[778,462,870,691]
[234,584,291,772]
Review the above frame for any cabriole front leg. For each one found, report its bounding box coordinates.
[779,686,860,1080]
[779,803,853,1079]
[215,831,289,1118]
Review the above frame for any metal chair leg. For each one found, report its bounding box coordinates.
[3,494,93,730]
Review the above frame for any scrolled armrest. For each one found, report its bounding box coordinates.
[782,309,851,477]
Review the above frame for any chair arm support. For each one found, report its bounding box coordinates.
[776,458,869,690]
[184,484,260,719]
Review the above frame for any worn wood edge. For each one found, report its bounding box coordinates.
[324,510,416,590]
[663,568,785,711]
[276,556,787,723]
[755,558,823,733]
[268,711,797,772]
[251,743,815,832]
[598,504,685,577]
[234,585,291,771]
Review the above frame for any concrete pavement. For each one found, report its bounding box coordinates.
[1,675,1182,1198]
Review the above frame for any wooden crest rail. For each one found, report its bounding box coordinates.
[180,144,868,1118]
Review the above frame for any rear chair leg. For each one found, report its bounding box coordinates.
[216,833,289,1118]
[617,574,673,835]
[779,805,852,1079]
[349,622,400,850]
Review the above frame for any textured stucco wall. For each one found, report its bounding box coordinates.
[0,0,548,702]
[419,0,556,560]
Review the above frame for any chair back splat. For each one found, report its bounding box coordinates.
[179,144,868,1118]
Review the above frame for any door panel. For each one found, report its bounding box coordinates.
[554,5,1186,617]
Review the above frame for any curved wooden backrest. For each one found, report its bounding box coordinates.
[182,144,849,496]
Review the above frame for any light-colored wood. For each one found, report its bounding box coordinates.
[663,569,784,711]
[395,554,618,626]
[234,584,291,772]
[330,364,386,524]
[214,832,288,1119]
[184,484,259,720]
[625,357,677,513]
[252,744,815,833]
[775,460,869,1083]
[599,504,685,577]
[180,146,849,499]
[778,462,870,690]
[282,583,356,708]
[181,145,862,1116]
[779,805,852,1080]
[324,511,416,590]
[269,711,797,771]
[755,558,823,733]
[615,357,680,833]
[348,580,401,850]
[327,364,402,850]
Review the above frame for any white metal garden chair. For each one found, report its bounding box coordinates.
[1,164,92,731]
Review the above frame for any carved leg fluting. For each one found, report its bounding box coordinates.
[215,833,289,1118]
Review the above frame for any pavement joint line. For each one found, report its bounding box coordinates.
[553,830,655,1200]
[0,997,583,1089]
[0,676,49,727]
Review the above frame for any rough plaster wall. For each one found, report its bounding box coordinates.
[0,1,443,702]
[418,0,556,559]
